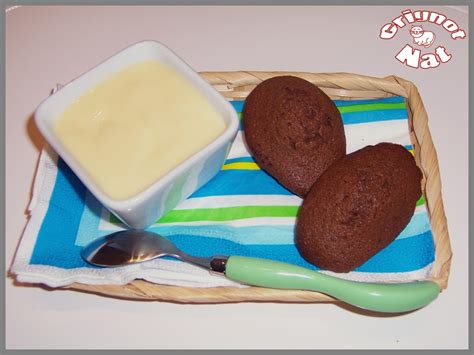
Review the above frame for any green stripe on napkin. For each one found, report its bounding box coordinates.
[337,102,406,113]
[110,205,299,224]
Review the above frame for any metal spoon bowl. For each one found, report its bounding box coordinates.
[82,230,219,270]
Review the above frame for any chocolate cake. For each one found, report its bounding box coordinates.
[242,76,346,197]
[295,142,423,273]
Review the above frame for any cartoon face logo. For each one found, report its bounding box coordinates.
[410,25,424,37]
[410,25,436,47]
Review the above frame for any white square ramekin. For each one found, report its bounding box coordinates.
[34,40,240,228]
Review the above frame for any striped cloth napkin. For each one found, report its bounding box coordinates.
[11,96,435,288]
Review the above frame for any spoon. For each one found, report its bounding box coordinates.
[81,229,440,313]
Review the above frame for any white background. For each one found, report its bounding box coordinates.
[5,6,468,349]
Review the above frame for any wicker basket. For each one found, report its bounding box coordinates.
[64,71,452,303]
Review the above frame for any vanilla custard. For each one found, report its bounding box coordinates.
[53,61,226,200]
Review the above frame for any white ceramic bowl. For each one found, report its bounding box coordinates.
[34,40,240,228]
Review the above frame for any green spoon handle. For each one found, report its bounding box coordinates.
[225,256,440,313]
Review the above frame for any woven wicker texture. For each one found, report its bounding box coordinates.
[66,71,452,303]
